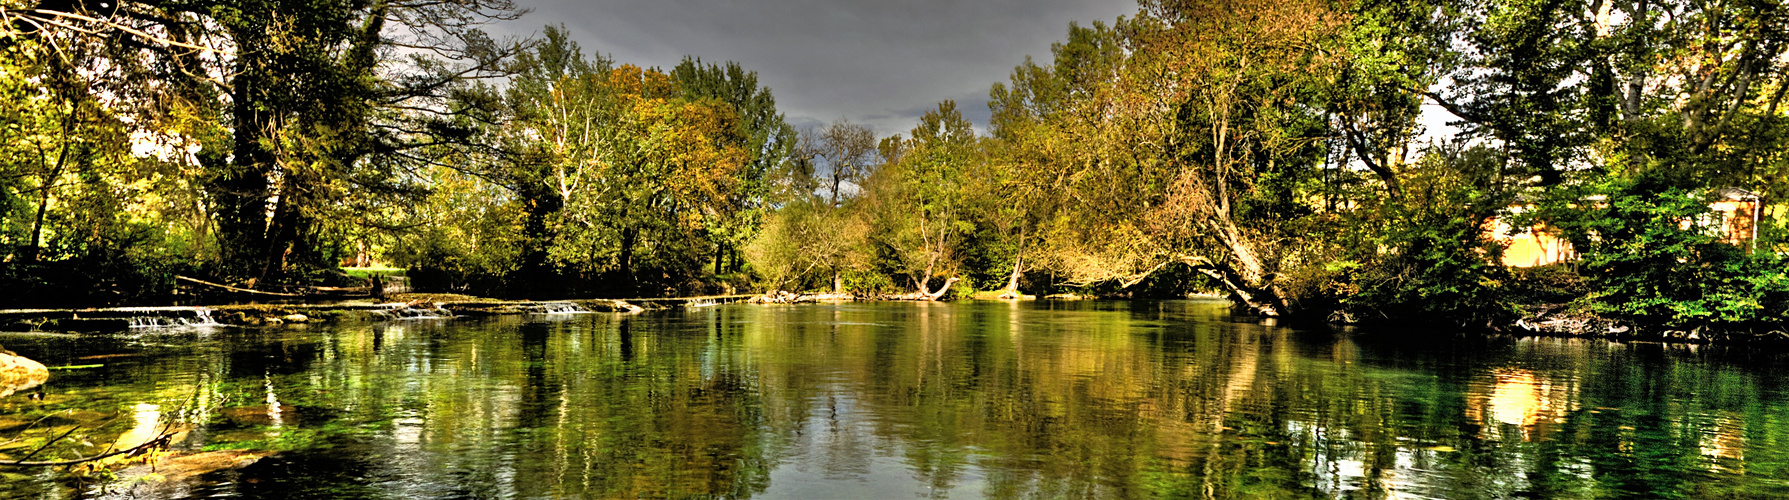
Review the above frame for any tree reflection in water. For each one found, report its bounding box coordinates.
[2,301,1789,499]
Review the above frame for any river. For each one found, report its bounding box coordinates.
[2,300,1787,499]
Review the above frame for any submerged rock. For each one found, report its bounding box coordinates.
[749,291,857,304]
[0,346,50,398]
[580,299,645,313]
[102,449,273,497]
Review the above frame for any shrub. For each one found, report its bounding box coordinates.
[1506,264,1590,304]
[1539,175,1789,331]
[1344,208,1515,327]
[1330,144,1517,327]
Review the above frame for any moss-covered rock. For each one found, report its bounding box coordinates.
[0,347,49,398]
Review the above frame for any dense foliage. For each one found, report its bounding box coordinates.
[2,0,1784,334]
[1,0,526,303]
[1540,176,1789,332]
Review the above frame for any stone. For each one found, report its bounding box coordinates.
[0,350,50,398]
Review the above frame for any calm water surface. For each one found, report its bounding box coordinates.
[3,300,1788,499]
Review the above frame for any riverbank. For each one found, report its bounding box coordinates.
[2,290,1783,345]
[751,289,1789,345]
[0,294,757,332]
[1499,303,1789,344]
[0,289,1091,332]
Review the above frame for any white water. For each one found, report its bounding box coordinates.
[105,307,220,328]
[376,303,450,320]
[523,301,591,314]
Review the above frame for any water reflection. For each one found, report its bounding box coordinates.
[1465,367,1580,441]
[1,302,1788,499]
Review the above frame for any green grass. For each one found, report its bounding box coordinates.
[341,266,406,278]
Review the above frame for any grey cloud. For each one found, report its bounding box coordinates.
[786,116,827,133]
[873,90,994,138]
[496,0,1137,138]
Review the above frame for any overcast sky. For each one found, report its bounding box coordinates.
[491,0,1139,137]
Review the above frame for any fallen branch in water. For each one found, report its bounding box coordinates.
[0,433,178,469]
[3,398,187,468]
[5,425,81,465]
[1,429,179,468]
[0,411,67,448]
[175,275,304,298]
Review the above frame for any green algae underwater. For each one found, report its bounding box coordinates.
[3,300,1788,499]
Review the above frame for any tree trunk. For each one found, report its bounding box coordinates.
[912,250,958,300]
[619,226,638,293]
[997,255,1023,299]
[919,276,960,301]
[25,183,51,263]
[216,61,275,278]
[1196,198,1287,315]
[1179,257,1288,317]
[25,96,79,264]
[517,193,562,287]
[832,267,843,294]
[830,174,842,208]
[259,179,297,283]
[913,250,939,296]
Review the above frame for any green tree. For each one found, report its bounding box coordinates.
[742,198,867,292]
[1005,0,1342,314]
[1539,174,1789,333]
[671,58,797,276]
[743,120,877,294]
[1338,143,1517,326]
[0,12,209,304]
[865,101,980,299]
[3,0,528,290]
[496,26,613,290]
[497,39,755,295]
[1412,0,1789,331]
[987,20,1129,298]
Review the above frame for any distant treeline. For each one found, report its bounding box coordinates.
[2,0,1785,333]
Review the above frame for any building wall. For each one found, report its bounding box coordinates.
[1487,198,1760,268]
[1488,205,1576,268]
[1709,200,1759,247]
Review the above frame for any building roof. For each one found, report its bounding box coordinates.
[1715,187,1762,201]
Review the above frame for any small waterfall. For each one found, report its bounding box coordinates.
[522,301,590,314]
[104,307,220,328]
[375,303,450,320]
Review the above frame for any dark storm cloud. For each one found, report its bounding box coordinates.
[495,0,1138,137]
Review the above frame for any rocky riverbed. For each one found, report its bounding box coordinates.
[0,346,48,398]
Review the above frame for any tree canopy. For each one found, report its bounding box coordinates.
[2,0,1784,334]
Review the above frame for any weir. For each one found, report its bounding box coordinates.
[1,295,735,332]
[626,294,756,309]
[440,300,600,316]
[516,301,591,314]
[116,307,221,327]
[373,303,452,320]
[0,306,221,330]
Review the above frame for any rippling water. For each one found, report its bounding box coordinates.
[3,300,1788,499]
